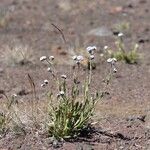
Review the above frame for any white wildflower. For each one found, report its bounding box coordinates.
[40,56,47,61]
[41,83,46,87]
[104,46,108,50]
[107,58,113,63]
[72,55,77,60]
[47,67,52,72]
[76,55,84,61]
[86,46,97,54]
[59,91,65,96]
[49,55,54,60]
[44,79,49,84]
[90,55,94,60]
[61,74,67,79]
[107,58,117,64]
[12,94,17,98]
[113,67,117,73]
[118,32,124,37]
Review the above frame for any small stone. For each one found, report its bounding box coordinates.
[87,27,112,37]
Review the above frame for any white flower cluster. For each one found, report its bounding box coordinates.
[41,79,49,87]
[86,46,97,54]
[40,55,55,62]
[87,46,97,60]
[86,46,97,60]
[72,55,84,64]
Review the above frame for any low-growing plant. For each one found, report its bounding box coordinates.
[40,46,117,139]
[103,33,139,64]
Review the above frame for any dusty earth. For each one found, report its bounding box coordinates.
[0,0,150,149]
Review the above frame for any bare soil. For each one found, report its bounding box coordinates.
[0,0,150,149]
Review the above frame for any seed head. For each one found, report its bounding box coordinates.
[40,56,47,61]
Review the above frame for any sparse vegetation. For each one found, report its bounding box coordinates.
[0,0,149,149]
[103,33,140,64]
[39,47,116,139]
[1,44,34,66]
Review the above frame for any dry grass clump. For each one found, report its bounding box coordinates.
[1,44,34,66]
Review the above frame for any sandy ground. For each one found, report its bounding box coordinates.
[0,0,150,149]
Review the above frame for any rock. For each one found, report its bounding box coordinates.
[109,6,123,14]
[58,0,71,11]
[87,27,112,37]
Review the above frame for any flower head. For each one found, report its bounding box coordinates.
[44,79,49,84]
[49,55,54,60]
[107,58,117,64]
[86,46,97,54]
[61,74,67,79]
[12,94,17,98]
[76,55,84,61]
[72,55,84,64]
[113,67,117,73]
[90,55,94,60]
[40,56,47,61]
[118,32,124,37]
[104,46,108,50]
[59,91,65,96]
[72,55,77,60]
[41,83,46,87]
